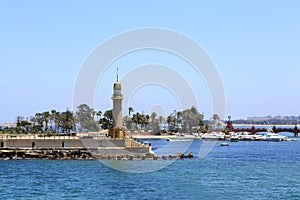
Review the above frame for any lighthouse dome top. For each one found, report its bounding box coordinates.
[113,82,121,90]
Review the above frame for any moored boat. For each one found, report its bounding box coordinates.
[229,132,239,142]
[220,142,229,146]
[263,128,281,142]
[202,132,225,140]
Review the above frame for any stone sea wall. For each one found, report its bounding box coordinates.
[0,137,148,149]
[0,148,156,160]
[0,137,153,160]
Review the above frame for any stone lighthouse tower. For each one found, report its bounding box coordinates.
[110,70,125,139]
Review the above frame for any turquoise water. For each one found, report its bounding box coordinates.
[1,140,300,199]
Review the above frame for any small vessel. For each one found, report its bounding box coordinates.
[263,128,281,142]
[239,132,252,141]
[229,133,239,142]
[251,135,265,141]
[168,139,192,142]
[151,146,158,150]
[220,142,229,146]
[202,132,225,140]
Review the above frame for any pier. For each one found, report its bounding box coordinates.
[225,120,299,137]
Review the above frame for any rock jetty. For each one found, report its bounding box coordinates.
[0,148,194,160]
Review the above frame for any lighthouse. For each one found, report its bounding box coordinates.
[110,70,125,139]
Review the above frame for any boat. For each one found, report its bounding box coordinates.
[168,139,193,142]
[229,133,239,142]
[239,132,252,141]
[151,146,158,150]
[202,132,225,140]
[251,134,265,141]
[220,142,229,146]
[263,128,281,142]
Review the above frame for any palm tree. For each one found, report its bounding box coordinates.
[199,113,205,128]
[35,113,43,129]
[132,112,142,130]
[151,112,157,130]
[212,114,220,128]
[167,115,173,131]
[176,111,182,130]
[100,110,113,129]
[91,109,96,121]
[217,122,223,130]
[61,110,75,133]
[96,111,102,121]
[159,116,164,129]
[51,110,60,133]
[144,114,150,130]
[42,111,50,132]
[128,107,134,117]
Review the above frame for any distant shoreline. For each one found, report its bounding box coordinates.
[233,124,298,127]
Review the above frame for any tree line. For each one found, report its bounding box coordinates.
[0,104,222,135]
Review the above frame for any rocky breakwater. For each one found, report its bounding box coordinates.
[0,148,94,160]
[0,148,194,160]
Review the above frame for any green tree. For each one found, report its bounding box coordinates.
[42,111,50,132]
[167,115,175,131]
[182,106,204,133]
[16,116,22,134]
[132,112,141,130]
[143,114,150,130]
[150,112,157,130]
[61,110,75,133]
[176,111,182,129]
[96,111,102,121]
[212,114,221,129]
[20,120,31,133]
[76,104,98,132]
[35,113,43,127]
[128,107,134,117]
[51,110,60,133]
[123,115,133,130]
[159,116,164,130]
[100,109,113,129]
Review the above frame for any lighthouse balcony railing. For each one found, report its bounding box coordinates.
[111,94,123,99]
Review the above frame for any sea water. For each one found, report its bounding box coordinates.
[0,139,300,200]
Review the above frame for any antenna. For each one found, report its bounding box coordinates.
[117,67,119,82]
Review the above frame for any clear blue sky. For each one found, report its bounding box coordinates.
[1,1,300,122]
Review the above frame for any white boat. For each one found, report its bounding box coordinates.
[251,134,265,141]
[263,128,281,142]
[229,132,239,142]
[239,132,252,141]
[168,139,193,142]
[220,142,229,146]
[202,132,225,140]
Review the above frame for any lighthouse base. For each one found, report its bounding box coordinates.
[109,127,125,139]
